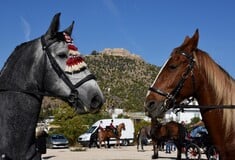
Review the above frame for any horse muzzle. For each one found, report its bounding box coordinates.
[68,89,105,114]
[145,100,165,119]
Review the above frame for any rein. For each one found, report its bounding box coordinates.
[171,97,235,113]
[173,104,235,114]
[149,51,196,112]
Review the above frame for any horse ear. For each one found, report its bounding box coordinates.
[187,29,199,51]
[63,21,74,36]
[191,29,199,49]
[45,13,61,37]
[181,36,190,46]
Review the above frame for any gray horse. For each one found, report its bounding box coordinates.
[0,13,104,160]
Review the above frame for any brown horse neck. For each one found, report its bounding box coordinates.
[117,127,123,136]
[193,50,235,105]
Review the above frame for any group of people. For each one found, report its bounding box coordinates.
[98,119,117,134]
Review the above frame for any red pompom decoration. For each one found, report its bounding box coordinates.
[66,56,84,66]
[68,44,78,51]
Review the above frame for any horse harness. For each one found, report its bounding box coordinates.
[149,51,196,112]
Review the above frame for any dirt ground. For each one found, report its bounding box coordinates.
[42,145,193,160]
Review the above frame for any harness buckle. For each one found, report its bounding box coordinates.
[68,89,79,104]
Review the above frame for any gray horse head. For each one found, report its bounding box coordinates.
[41,13,105,113]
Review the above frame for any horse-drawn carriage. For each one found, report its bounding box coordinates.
[143,119,219,159]
[184,126,219,160]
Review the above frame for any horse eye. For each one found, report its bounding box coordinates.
[169,65,177,70]
[58,53,68,59]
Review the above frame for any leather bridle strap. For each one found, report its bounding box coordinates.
[148,87,169,97]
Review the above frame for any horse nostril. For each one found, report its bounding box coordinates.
[90,95,103,112]
[146,101,155,111]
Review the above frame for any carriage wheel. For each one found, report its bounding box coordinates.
[185,143,201,160]
[206,146,220,160]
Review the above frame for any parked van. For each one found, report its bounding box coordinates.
[77,118,134,147]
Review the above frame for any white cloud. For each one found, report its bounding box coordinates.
[102,0,120,18]
[20,16,31,41]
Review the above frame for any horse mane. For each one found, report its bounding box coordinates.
[194,49,235,135]
[0,40,37,74]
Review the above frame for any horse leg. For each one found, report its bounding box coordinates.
[105,141,108,148]
[107,138,110,148]
[175,142,182,160]
[137,139,139,151]
[161,142,165,151]
[137,136,143,151]
[98,140,102,148]
[95,138,99,148]
[141,140,144,151]
[137,134,139,151]
[116,139,118,148]
[118,139,121,148]
[99,139,104,149]
[152,142,159,159]
[116,139,120,148]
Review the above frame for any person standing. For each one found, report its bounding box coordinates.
[36,128,48,155]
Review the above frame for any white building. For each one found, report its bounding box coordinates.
[164,98,201,124]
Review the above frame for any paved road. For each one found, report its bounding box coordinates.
[42,145,203,160]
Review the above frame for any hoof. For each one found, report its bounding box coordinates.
[138,149,145,152]
[152,154,158,159]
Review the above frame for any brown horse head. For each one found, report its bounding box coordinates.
[145,29,200,118]
[118,123,126,131]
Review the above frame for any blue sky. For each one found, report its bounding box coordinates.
[1,0,235,77]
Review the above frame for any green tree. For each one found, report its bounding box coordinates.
[50,103,109,145]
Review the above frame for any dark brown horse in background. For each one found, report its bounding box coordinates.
[136,125,151,151]
[151,119,186,159]
[145,29,235,159]
[98,123,125,148]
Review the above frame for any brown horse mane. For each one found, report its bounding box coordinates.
[194,49,235,134]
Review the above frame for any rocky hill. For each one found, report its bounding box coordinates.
[85,48,160,112]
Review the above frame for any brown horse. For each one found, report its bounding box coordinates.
[98,123,126,148]
[145,29,235,159]
[151,119,186,159]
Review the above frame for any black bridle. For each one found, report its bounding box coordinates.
[0,34,96,105]
[149,51,196,112]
